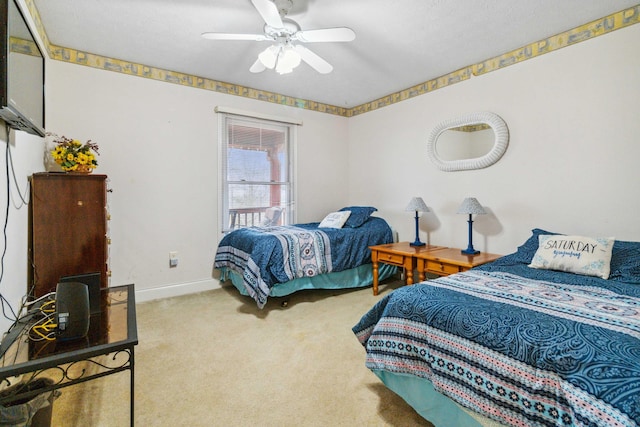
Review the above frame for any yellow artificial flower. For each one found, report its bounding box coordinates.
[47,133,100,172]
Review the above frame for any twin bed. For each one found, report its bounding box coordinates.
[214,206,395,308]
[353,228,640,427]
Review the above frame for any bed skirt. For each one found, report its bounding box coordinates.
[220,263,396,298]
[372,370,508,427]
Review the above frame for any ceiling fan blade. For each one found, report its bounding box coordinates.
[201,32,268,41]
[249,58,266,73]
[251,0,284,28]
[293,45,333,74]
[295,27,355,43]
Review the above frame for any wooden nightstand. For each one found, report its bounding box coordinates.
[414,248,502,279]
[369,242,446,295]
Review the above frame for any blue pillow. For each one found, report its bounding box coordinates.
[609,239,640,283]
[339,206,377,228]
[511,228,559,264]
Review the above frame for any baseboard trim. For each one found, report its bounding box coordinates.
[134,278,222,303]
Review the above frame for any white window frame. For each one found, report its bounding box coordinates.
[217,108,298,234]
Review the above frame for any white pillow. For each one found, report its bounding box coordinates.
[528,234,614,279]
[319,211,351,229]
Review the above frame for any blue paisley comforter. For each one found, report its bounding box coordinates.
[215,217,393,308]
[353,262,640,426]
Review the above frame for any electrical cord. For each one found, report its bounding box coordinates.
[29,298,57,341]
[38,299,55,313]
[0,124,18,323]
[29,313,57,341]
[22,291,54,309]
[6,131,29,208]
[0,292,56,362]
[0,125,47,361]
[0,124,33,324]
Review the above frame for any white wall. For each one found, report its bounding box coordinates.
[45,62,350,302]
[348,24,640,255]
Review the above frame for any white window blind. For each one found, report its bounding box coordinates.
[218,112,297,233]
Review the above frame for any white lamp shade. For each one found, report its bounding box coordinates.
[258,45,279,69]
[457,197,486,215]
[405,197,429,212]
[259,43,302,75]
[277,46,301,72]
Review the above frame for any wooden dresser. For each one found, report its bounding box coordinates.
[29,173,109,297]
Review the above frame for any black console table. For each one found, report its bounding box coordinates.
[0,284,138,426]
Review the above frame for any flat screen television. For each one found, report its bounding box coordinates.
[0,0,44,136]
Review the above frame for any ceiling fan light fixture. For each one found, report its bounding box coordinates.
[275,45,301,74]
[258,45,279,69]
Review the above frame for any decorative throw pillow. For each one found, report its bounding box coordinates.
[339,206,377,228]
[319,211,351,229]
[529,235,614,279]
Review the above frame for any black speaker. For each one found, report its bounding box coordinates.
[55,282,90,341]
[59,272,101,315]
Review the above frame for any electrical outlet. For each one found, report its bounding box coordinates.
[169,251,178,268]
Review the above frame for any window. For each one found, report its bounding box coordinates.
[218,111,297,233]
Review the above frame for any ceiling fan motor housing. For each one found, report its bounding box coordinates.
[264,19,300,40]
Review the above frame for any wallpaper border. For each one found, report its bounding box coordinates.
[23,1,640,118]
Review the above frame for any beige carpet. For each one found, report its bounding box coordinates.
[51,278,434,426]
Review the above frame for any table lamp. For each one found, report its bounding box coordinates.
[457,197,486,255]
[405,197,429,247]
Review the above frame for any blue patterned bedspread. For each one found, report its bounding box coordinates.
[215,216,393,308]
[353,268,640,426]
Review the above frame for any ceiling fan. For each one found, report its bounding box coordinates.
[201,0,355,75]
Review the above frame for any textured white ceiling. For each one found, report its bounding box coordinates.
[32,0,639,108]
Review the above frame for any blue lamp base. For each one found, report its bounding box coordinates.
[410,211,425,247]
[461,215,480,255]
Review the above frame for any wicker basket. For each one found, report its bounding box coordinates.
[72,164,93,174]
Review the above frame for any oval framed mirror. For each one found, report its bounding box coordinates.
[427,112,509,171]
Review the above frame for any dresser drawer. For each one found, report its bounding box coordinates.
[424,260,464,275]
[377,251,406,267]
